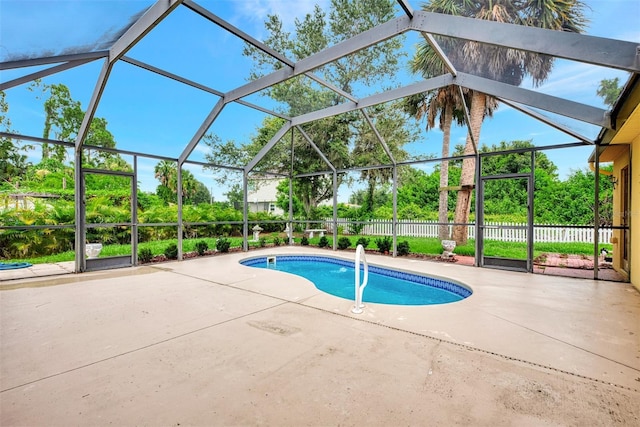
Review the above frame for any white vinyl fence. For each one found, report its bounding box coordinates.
[322,218,612,244]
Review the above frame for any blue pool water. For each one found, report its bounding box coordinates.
[241,255,471,306]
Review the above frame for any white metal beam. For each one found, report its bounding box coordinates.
[75,0,183,151]
[295,126,336,172]
[225,16,411,103]
[291,74,454,125]
[109,0,184,62]
[245,123,292,173]
[0,58,98,91]
[121,56,290,120]
[179,98,225,164]
[362,110,396,165]
[458,85,477,154]
[184,1,359,103]
[455,72,609,128]
[396,0,414,18]
[75,59,113,150]
[411,10,640,73]
[0,51,108,71]
[498,98,594,144]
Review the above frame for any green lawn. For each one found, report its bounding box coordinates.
[5,234,611,265]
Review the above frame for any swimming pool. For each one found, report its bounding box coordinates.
[240,255,472,306]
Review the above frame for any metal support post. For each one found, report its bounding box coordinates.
[243,172,249,252]
[132,155,139,266]
[594,145,601,280]
[392,166,398,257]
[74,149,86,272]
[177,161,183,261]
[333,171,338,251]
[474,152,482,267]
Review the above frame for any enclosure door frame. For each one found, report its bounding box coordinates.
[478,169,534,273]
[621,165,630,274]
[79,167,137,272]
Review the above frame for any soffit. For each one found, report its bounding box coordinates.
[611,103,640,144]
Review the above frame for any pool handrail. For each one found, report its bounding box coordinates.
[352,244,369,314]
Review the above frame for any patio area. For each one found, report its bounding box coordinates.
[1,247,639,425]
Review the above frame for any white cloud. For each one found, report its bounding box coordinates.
[193,144,209,155]
[531,61,630,105]
[230,0,331,40]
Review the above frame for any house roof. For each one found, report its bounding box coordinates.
[590,73,640,163]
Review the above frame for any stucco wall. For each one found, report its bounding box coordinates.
[630,137,639,291]
[611,151,629,275]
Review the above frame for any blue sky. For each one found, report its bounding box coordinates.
[1,0,639,200]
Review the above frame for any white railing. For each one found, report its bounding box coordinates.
[351,244,369,315]
[323,218,612,244]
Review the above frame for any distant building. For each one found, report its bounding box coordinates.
[1,192,60,211]
[247,178,284,216]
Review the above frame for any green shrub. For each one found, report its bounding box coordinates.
[273,236,281,246]
[164,243,178,259]
[195,240,209,256]
[216,237,231,253]
[338,236,351,250]
[301,236,309,246]
[375,236,392,254]
[259,237,267,247]
[138,247,153,263]
[355,237,370,248]
[318,236,329,248]
[397,240,410,256]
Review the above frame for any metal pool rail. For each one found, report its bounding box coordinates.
[351,244,369,314]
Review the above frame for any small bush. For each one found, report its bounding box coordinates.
[273,236,281,246]
[216,237,231,253]
[164,243,178,260]
[375,236,392,254]
[355,237,370,248]
[337,236,352,250]
[195,240,209,256]
[301,236,309,246]
[259,237,267,247]
[318,236,329,248]
[397,240,410,256]
[138,247,153,263]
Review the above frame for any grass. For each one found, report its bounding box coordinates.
[4,234,612,265]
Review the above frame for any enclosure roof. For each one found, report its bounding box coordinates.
[1,0,639,171]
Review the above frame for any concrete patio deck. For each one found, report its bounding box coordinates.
[1,247,638,425]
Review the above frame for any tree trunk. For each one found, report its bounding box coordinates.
[438,103,452,240]
[366,177,375,213]
[302,193,312,230]
[452,91,486,245]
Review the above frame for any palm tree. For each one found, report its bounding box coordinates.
[407,33,472,240]
[154,160,176,189]
[415,0,587,244]
[405,85,468,240]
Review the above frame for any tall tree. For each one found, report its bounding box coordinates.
[154,160,209,206]
[404,86,466,239]
[34,82,118,166]
[0,91,32,186]
[351,102,413,213]
[414,0,587,244]
[596,77,622,107]
[239,0,408,218]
